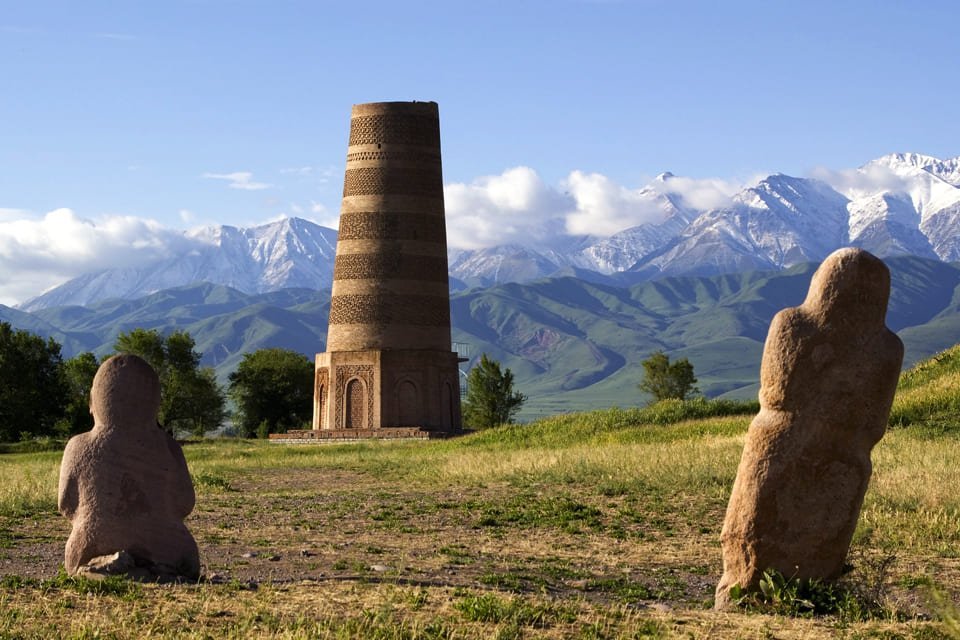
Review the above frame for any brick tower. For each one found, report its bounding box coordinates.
[312,101,461,434]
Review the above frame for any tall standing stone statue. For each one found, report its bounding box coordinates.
[715,248,903,609]
[58,354,200,580]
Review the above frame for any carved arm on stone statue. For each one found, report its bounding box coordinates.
[165,434,196,518]
[57,440,81,520]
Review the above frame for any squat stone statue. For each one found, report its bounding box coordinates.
[58,354,200,580]
[715,248,903,609]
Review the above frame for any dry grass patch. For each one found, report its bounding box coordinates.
[1,389,959,638]
[0,450,60,518]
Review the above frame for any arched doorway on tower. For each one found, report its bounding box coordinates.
[344,378,366,429]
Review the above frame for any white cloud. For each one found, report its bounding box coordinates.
[0,209,195,306]
[809,164,911,200]
[563,171,666,236]
[0,26,44,35]
[309,201,339,229]
[0,167,757,302]
[563,171,753,236]
[444,167,754,248]
[280,166,314,177]
[202,171,272,191]
[317,166,339,186]
[650,174,747,211]
[281,165,339,186]
[444,167,572,249]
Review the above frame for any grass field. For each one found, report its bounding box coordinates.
[1,349,959,639]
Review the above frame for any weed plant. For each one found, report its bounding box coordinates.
[729,569,877,621]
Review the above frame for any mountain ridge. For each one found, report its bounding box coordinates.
[18,152,960,311]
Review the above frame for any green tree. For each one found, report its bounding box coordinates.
[58,352,100,436]
[113,328,226,437]
[638,350,699,403]
[228,348,314,438]
[0,322,69,442]
[462,353,527,429]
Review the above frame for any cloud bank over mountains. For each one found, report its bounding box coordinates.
[0,166,753,304]
[0,209,202,305]
[1,153,956,306]
[441,166,751,245]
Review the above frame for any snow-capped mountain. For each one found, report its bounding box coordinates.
[20,218,338,311]
[629,174,851,278]
[18,152,960,310]
[447,244,569,289]
[571,175,697,274]
[625,154,960,278]
[855,152,960,260]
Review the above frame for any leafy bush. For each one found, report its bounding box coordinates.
[228,348,314,438]
[462,354,527,430]
[0,322,69,443]
[638,351,698,402]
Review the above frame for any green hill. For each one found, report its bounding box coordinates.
[2,256,959,417]
[452,256,960,415]
[889,343,960,432]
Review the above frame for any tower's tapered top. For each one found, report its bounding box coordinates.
[351,101,438,116]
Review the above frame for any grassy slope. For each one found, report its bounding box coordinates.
[890,343,960,432]
[1,349,958,637]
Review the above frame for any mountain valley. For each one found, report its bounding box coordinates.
[4,256,958,417]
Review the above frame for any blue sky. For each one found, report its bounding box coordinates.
[0,0,958,303]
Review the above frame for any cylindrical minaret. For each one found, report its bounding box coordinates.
[311,101,461,434]
[327,101,451,352]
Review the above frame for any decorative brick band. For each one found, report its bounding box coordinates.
[334,253,448,282]
[346,150,441,164]
[329,294,451,326]
[348,114,440,147]
[337,212,446,242]
[343,167,441,198]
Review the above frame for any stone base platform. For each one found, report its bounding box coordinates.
[268,428,458,444]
